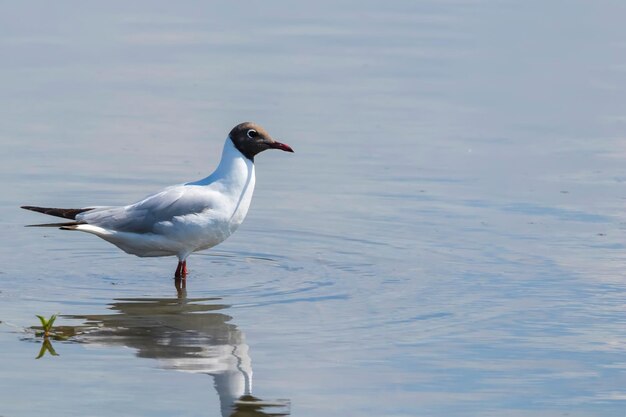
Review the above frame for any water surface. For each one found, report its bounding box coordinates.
[2,1,626,416]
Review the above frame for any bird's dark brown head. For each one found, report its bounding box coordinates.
[229,122,294,162]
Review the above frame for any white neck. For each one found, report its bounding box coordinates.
[188,138,254,189]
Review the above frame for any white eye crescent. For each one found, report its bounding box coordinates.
[247,129,258,139]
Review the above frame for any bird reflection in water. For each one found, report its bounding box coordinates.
[59,278,290,417]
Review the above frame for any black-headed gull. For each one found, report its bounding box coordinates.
[22,122,294,278]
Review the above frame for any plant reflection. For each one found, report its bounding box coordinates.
[35,337,59,359]
[61,279,289,417]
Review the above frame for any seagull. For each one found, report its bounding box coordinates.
[21,122,294,279]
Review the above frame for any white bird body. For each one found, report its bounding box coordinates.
[73,138,256,260]
[22,122,293,278]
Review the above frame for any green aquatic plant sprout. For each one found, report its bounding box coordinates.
[36,313,58,338]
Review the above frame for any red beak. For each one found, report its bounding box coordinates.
[269,141,294,153]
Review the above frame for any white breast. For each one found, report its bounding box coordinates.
[227,166,256,231]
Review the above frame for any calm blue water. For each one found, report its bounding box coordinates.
[2,1,626,416]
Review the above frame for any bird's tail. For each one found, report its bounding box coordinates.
[20,205,93,220]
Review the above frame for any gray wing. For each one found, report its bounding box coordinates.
[77,185,216,233]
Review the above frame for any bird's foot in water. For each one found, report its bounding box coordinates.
[174,276,186,296]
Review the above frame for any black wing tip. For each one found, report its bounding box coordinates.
[25,221,82,228]
[20,205,93,220]
[21,205,49,213]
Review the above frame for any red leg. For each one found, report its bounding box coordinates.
[175,260,188,278]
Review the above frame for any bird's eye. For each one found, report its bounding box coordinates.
[247,129,258,139]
